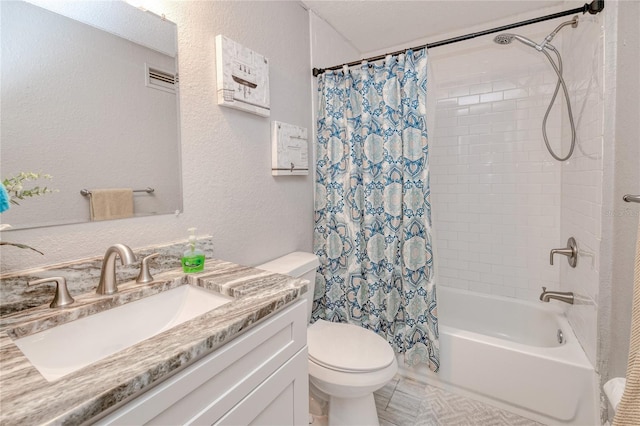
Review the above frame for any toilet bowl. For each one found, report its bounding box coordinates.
[257,252,398,426]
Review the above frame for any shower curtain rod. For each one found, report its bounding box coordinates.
[312,0,604,77]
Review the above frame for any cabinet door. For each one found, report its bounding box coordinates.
[96,300,307,425]
[214,348,309,426]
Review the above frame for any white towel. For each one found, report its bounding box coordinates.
[89,188,133,221]
[614,219,640,425]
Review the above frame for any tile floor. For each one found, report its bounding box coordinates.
[374,376,543,426]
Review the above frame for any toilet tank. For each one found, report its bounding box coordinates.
[257,252,319,321]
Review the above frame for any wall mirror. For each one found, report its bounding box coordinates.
[1,0,182,230]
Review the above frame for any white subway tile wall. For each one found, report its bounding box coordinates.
[559,14,604,367]
[428,16,605,366]
[429,40,562,300]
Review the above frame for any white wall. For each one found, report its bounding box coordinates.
[309,10,359,70]
[599,0,640,387]
[1,1,313,273]
[608,0,640,379]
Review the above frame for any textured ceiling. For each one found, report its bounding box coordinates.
[302,1,582,54]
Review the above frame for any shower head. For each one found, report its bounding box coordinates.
[493,34,515,45]
[494,16,579,51]
[492,17,579,162]
[493,33,539,49]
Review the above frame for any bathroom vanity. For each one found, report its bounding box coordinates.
[97,300,308,425]
[0,259,309,425]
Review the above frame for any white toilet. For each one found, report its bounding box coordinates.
[258,252,398,426]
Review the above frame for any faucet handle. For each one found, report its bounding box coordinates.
[136,253,159,284]
[550,237,578,268]
[28,277,75,308]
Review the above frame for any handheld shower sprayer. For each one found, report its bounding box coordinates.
[493,34,538,49]
[492,16,579,162]
[492,16,578,51]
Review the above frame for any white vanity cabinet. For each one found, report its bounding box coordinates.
[96,299,308,425]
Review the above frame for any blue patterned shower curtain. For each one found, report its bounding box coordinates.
[312,49,439,371]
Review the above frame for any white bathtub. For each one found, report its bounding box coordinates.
[400,287,599,425]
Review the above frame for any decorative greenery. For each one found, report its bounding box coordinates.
[3,172,56,206]
[1,172,57,255]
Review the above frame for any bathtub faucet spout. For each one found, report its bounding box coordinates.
[540,287,574,304]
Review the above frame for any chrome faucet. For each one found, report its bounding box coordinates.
[550,237,578,268]
[540,286,574,304]
[96,244,137,295]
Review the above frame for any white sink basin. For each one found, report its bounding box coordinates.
[13,285,233,382]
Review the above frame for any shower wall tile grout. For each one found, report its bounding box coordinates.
[430,41,562,301]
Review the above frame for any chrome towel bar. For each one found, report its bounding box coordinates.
[623,194,640,203]
[80,187,154,196]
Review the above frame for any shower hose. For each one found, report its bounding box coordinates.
[541,46,576,162]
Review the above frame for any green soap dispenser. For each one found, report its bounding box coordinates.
[181,227,205,273]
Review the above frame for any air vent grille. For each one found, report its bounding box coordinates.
[145,64,178,93]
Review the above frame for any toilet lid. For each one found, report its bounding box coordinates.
[308,320,395,373]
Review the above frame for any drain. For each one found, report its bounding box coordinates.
[557,329,564,344]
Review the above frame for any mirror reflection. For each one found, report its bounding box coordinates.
[1,1,182,230]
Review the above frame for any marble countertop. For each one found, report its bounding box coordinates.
[0,239,215,317]
[0,259,307,425]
